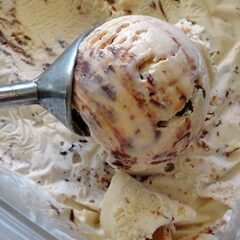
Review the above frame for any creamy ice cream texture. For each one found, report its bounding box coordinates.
[100,172,196,240]
[0,1,240,240]
[73,15,210,174]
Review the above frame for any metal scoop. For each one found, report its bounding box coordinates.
[0,31,92,136]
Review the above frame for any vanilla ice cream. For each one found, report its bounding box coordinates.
[100,172,195,240]
[73,15,210,174]
[0,1,240,240]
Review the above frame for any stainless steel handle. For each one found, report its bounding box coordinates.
[0,31,92,135]
[0,80,38,107]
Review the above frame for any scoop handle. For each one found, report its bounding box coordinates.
[0,80,38,107]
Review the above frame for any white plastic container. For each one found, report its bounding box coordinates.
[0,167,90,240]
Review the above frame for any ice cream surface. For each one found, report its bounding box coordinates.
[73,15,210,174]
[0,1,240,240]
[100,172,196,240]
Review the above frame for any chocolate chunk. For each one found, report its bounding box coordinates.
[157,120,168,128]
[68,144,75,152]
[50,204,60,215]
[106,0,115,4]
[234,66,239,74]
[45,47,55,56]
[175,99,193,116]
[0,30,7,44]
[200,129,209,138]
[69,209,75,222]
[60,151,67,156]
[112,150,130,160]
[124,9,132,15]
[1,48,11,56]
[215,120,222,127]
[158,0,167,20]
[79,61,90,77]
[71,109,90,136]
[0,30,32,59]
[150,99,166,109]
[135,129,140,134]
[137,175,150,182]
[108,64,115,72]
[195,85,206,98]
[225,90,229,97]
[58,39,68,48]
[149,1,157,9]
[155,130,161,139]
[197,141,210,151]
[42,63,51,69]
[147,74,155,86]
[149,92,156,97]
[224,147,240,157]
[111,160,124,167]
[111,148,136,167]
[180,95,187,101]
[173,132,191,147]
[101,84,116,100]
[134,92,146,107]
[24,35,31,41]
[150,158,170,165]
[22,58,35,66]
[164,162,175,172]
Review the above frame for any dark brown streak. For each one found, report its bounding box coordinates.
[158,0,168,20]
[149,1,157,9]
[69,209,75,222]
[111,148,136,167]
[149,99,166,109]
[157,120,168,128]
[0,30,33,60]
[0,17,20,26]
[224,147,240,157]
[1,48,11,56]
[155,130,161,139]
[96,102,116,122]
[106,0,115,4]
[147,74,155,86]
[153,151,176,160]
[175,100,193,116]
[50,204,60,215]
[150,158,170,165]
[101,84,116,100]
[164,162,175,172]
[118,68,159,138]
[173,132,191,147]
[195,85,206,98]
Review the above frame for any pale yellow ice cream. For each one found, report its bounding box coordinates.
[0,1,240,240]
[100,172,196,240]
[73,15,210,174]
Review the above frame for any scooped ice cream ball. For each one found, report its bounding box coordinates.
[73,15,210,174]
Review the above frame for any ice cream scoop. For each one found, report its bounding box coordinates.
[73,15,210,174]
[0,30,92,136]
[0,15,210,174]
